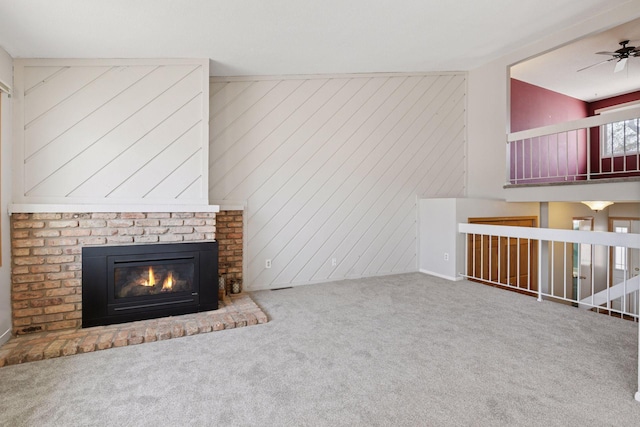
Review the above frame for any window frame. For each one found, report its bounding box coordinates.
[596,100,640,158]
[601,118,640,158]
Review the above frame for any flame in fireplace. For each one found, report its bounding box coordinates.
[162,272,174,291]
[143,266,156,287]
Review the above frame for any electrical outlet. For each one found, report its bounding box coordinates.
[265,259,272,269]
[444,253,449,261]
[331,258,337,267]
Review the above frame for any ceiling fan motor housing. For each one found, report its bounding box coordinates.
[613,40,640,57]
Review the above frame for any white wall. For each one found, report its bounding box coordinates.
[12,59,210,206]
[0,46,12,345]
[210,73,467,290]
[467,2,640,202]
[419,198,457,280]
[419,197,539,280]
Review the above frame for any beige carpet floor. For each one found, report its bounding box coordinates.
[1,272,639,426]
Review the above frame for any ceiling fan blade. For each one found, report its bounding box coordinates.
[595,51,618,55]
[614,57,628,73]
[577,58,615,72]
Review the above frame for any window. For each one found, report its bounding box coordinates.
[602,119,640,157]
[599,102,640,157]
[614,226,628,270]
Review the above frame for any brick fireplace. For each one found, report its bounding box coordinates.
[10,210,244,336]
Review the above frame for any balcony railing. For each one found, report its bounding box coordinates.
[458,222,640,400]
[507,106,640,184]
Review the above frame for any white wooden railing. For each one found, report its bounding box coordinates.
[458,223,640,400]
[507,106,640,184]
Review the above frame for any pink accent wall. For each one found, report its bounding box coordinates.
[509,79,588,183]
[510,79,588,132]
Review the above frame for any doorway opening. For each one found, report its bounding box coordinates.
[572,217,593,306]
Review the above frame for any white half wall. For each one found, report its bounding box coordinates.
[12,59,210,206]
[209,73,467,289]
[0,47,12,345]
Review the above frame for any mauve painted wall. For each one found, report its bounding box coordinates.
[509,79,588,182]
[588,91,640,177]
[589,90,640,114]
[510,79,588,132]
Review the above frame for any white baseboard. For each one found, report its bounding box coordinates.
[247,269,419,291]
[419,269,462,282]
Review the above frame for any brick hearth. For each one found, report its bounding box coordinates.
[0,293,267,367]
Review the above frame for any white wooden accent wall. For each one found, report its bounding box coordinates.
[12,59,210,205]
[209,73,466,290]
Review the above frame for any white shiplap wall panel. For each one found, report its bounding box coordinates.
[210,80,280,143]
[247,77,396,247]
[210,81,255,117]
[229,78,362,210]
[24,66,157,160]
[23,67,65,93]
[210,73,466,290]
[24,66,111,125]
[24,65,197,190]
[252,77,425,285]
[29,73,204,198]
[68,95,203,198]
[13,59,210,205]
[212,79,333,199]
[281,75,458,283]
[247,77,390,237]
[209,79,324,192]
[109,124,203,198]
[144,147,204,199]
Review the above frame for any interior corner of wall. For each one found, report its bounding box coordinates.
[0,323,11,346]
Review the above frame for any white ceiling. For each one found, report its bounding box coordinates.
[0,0,633,77]
[511,17,640,102]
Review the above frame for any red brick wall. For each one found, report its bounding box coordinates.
[215,210,243,293]
[10,211,217,335]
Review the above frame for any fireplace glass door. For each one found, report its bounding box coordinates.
[83,242,217,328]
[114,261,195,298]
[107,253,200,315]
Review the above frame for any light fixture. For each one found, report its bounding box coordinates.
[581,201,614,212]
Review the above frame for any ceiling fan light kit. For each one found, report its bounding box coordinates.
[579,40,640,73]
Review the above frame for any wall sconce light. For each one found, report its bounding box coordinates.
[581,201,613,212]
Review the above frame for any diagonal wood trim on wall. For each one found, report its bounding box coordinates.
[13,59,210,205]
[210,73,466,290]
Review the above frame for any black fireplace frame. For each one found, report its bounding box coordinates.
[82,242,218,328]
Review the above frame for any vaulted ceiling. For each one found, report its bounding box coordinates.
[0,0,634,76]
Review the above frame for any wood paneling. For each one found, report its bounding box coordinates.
[210,73,466,289]
[13,59,210,205]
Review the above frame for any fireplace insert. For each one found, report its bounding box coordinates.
[82,242,218,327]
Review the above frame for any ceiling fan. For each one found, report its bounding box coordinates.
[578,40,640,73]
